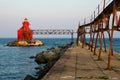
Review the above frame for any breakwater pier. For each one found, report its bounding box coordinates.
[41,44,120,80]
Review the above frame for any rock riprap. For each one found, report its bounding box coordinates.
[7,40,44,46]
[24,43,72,80]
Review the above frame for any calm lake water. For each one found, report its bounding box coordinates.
[0,38,72,80]
[0,38,120,80]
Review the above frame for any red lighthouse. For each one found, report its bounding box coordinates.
[17,18,33,41]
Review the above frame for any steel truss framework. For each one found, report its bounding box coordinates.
[32,29,74,42]
[32,29,74,35]
[77,0,120,69]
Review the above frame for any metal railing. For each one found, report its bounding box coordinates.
[79,0,113,26]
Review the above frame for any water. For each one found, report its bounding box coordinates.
[0,38,120,80]
[0,38,72,80]
[86,38,120,53]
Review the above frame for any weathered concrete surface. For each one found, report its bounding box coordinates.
[41,45,120,80]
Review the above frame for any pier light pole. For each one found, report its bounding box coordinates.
[71,30,74,44]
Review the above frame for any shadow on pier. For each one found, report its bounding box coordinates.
[42,44,120,80]
[77,0,120,70]
[41,0,120,79]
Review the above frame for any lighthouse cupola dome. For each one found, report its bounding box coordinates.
[22,18,30,27]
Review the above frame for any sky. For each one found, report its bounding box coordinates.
[0,0,118,38]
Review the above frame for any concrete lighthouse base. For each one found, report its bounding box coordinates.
[7,40,44,47]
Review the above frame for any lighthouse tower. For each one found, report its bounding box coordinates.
[17,18,33,41]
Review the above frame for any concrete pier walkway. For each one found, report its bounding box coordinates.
[41,45,120,80]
